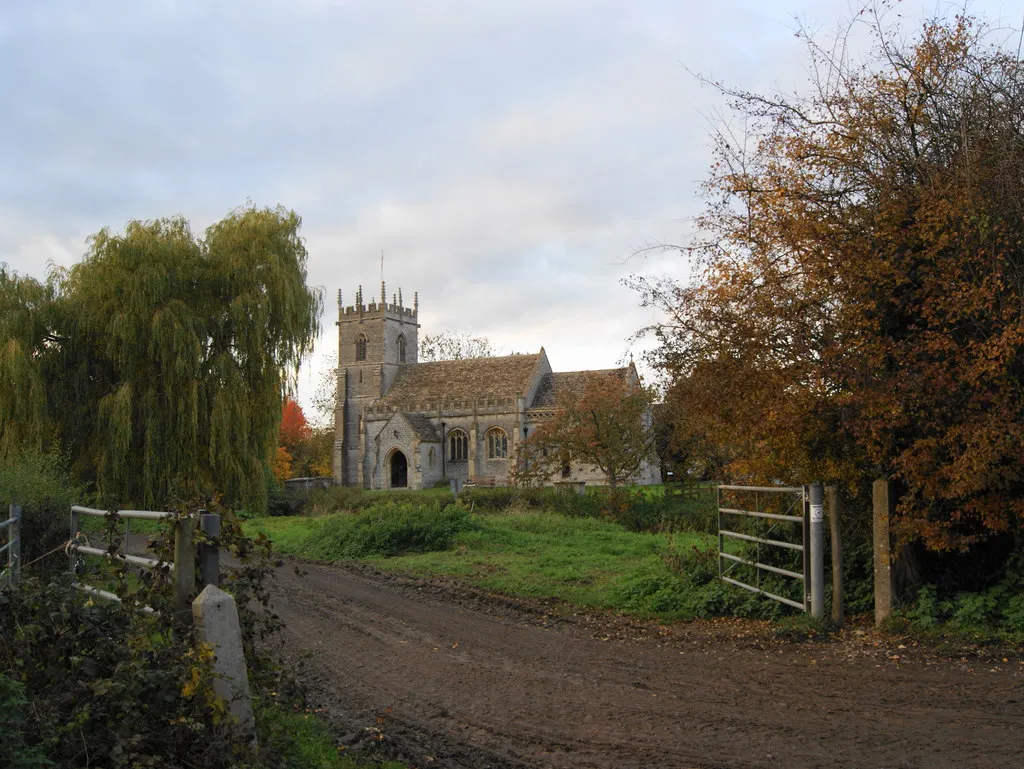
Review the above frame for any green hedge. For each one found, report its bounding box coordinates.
[300,501,477,560]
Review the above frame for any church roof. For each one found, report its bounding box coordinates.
[530,367,629,408]
[379,352,545,408]
[404,413,440,441]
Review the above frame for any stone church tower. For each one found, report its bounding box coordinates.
[332,283,419,486]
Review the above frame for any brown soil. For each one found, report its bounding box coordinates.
[266,559,1022,769]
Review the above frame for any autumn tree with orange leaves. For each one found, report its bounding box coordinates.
[274,397,331,480]
[522,370,657,495]
[634,7,1024,551]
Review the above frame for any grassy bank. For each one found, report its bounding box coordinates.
[244,508,785,621]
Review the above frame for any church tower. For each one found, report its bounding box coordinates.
[333,283,419,486]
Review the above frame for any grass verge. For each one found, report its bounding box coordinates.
[244,509,786,622]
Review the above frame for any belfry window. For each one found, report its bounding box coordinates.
[355,333,367,361]
[397,334,406,363]
[486,428,508,459]
[448,429,468,461]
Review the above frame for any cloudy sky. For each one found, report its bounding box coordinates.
[1,0,1018,417]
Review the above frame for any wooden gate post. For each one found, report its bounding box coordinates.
[825,486,844,628]
[872,478,894,627]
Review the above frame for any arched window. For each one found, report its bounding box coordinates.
[428,446,436,468]
[355,333,367,361]
[448,429,468,461]
[397,334,406,363]
[486,428,508,459]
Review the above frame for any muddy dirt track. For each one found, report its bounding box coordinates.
[266,559,1023,769]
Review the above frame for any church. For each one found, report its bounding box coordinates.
[331,284,660,490]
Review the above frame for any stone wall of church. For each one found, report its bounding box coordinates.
[418,443,444,488]
[363,402,523,490]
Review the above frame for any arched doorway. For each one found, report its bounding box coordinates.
[389,450,408,488]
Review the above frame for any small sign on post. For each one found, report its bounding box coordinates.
[809,483,825,618]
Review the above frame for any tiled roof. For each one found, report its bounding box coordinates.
[404,413,440,441]
[530,368,629,408]
[379,352,544,408]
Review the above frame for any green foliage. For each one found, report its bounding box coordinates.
[0,451,85,568]
[457,484,717,534]
[0,674,52,769]
[629,537,786,621]
[307,485,452,515]
[300,502,477,559]
[900,545,1024,636]
[0,498,365,767]
[0,268,54,458]
[0,206,322,514]
[459,486,604,517]
[0,578,246,768]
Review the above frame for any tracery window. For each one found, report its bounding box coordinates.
[355,333,367,361]
[448,429,469,461]
[486,428,508,459]
[397,334,407,363]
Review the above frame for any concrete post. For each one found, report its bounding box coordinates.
[825,485,845,628]
[809,482,825,618]
[872,478,894,627]
[198,512,220,588]
[174,515,196,616]
[192,585,257,742]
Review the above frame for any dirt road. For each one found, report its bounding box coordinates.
[267,559,1022,769]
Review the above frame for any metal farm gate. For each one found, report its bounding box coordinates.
[717,484,824,614]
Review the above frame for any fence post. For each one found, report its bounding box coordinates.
[198,512,220,588]
[809,482,824,618]
[872,478,894,626]
[825,485,844,628]
[69,506,79,575]
[174,515,197,616]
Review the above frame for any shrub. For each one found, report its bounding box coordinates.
[302,502,476,560]
[0,578,249,768]
[459,486,606,518]
[0,450,86,571]
[0,674,51,769]
[900,544,1024,637]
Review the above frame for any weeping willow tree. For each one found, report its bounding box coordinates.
[0,206,322,512]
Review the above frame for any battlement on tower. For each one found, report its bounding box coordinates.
[337,284,418,322]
